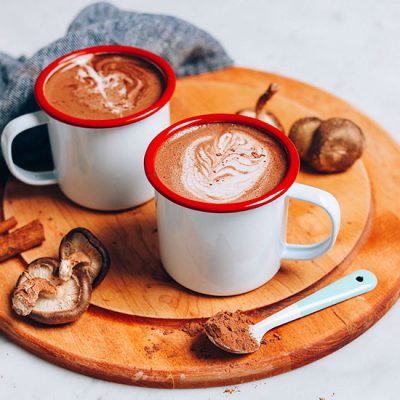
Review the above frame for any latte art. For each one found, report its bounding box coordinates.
[44,53,164,120]
[155,122,288,204]
[182,132,269,202]
[69,54,146,116]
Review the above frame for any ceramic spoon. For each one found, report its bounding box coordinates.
[206,269,377,354]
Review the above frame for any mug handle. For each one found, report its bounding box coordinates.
[282,182,341,260]
[1,111,58,185]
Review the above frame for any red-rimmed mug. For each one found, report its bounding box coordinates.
[145,114,341,296]
[1,45,176,210]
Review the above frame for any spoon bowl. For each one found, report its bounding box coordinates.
[205,325,261,354]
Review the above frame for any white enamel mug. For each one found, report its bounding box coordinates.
[145,114,341,296]
[1,46,176,211]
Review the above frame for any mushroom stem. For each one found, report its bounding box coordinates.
[255,83,279,118]
[12,274,57,316]
[59,251,91,281]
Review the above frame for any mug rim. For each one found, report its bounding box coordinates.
[34,45,176,129]
[144,113,300,213]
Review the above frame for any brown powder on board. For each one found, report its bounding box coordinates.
[144,343,160,357]
[261,332,281,345]
[182,321,204,337]
[204,310,259,353]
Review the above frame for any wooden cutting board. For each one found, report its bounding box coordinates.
[0,67,399,388]
[2,70,371,319]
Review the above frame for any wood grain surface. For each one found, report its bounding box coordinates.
[0,67,398,388]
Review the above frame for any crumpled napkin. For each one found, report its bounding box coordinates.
[0,2,233,166]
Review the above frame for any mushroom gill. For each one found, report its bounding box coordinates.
[12,257,92,325]
[59,228,110,287]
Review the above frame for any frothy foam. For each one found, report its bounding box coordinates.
[155,122,288,204]
[44,53,164,120]
[182,131,269,202]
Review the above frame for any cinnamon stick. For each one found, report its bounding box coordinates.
[0,219,45,262]
[0,216,17,235]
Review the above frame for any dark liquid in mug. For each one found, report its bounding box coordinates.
[44,53,164,120]
[155,122,288,204]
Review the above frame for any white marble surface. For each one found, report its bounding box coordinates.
[0,0,399,399]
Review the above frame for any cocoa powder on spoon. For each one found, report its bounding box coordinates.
[204,310,259,353]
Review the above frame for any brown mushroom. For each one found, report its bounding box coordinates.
[236,83,284,132]
[289,117,322,160]
[289,117,366,173]
[12,257,92,325]
[59,227,110,287]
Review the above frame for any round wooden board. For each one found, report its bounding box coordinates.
[3,73,371,319]
[0,67,399,389]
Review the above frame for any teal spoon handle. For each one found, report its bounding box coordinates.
[253,270,377,339]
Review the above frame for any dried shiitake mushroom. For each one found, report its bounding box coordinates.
[59,227,110,287]
[236,83,284,132]
[12,258,92,325]
[11,227,109,325]
[289,117,322,160]
[289,117,366,172]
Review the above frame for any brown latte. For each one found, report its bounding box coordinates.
[44,53,164,120]
[154,122,288,203]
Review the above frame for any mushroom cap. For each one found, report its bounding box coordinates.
[289,117,322,160]
[13,257,92,325]
[308,118,366,172]
[59,228,110,287]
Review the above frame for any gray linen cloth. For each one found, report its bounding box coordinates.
[0,2,233,167]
